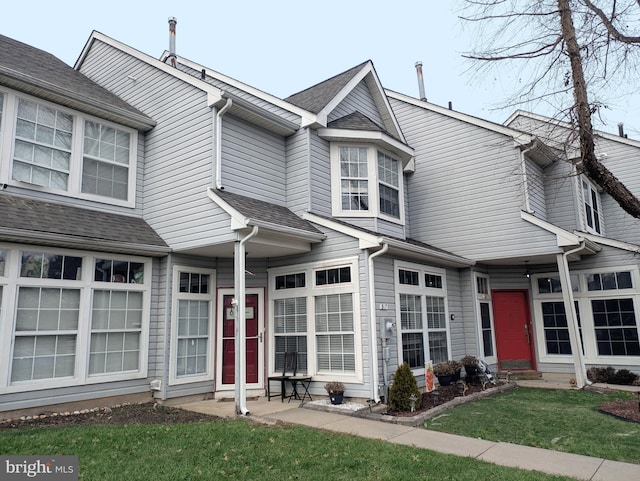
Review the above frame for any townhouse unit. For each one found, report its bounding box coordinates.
[0,28,638,413]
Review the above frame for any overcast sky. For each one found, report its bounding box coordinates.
[4,1,639,137]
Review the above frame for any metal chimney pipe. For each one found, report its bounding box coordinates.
[168,17,177,68]
[415,61,426,101]
[618,122,625,138]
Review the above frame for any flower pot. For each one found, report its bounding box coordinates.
[329,392,344,405]
[436,374,453,386]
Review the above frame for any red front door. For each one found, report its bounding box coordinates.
[492,290,535,371]
[221,293,260,385]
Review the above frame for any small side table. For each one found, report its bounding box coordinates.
[288,376,312,404]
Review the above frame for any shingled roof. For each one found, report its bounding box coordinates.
[214,189,323,236]
[327,111,402,140]
[0,34,154,131]
[0,194,168,255]
[285,61,369,113]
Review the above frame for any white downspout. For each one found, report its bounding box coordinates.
[520,144,535,214]
[556,241,590,388]
[215,97,232,190]
[368,243,388,403]
[234,225,259,415]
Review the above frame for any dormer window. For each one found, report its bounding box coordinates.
[581,178,602,235]
[331,144,404,222]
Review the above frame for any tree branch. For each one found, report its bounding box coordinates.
[582,0,640,43]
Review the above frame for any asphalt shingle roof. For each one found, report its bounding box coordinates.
[0,33,151,124]
[0,194,168,252]
[215,189,323,235]
[285,61,369,113]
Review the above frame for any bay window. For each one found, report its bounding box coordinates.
[331,144,404,222]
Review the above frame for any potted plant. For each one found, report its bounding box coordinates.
[432,362,455,386]
[324,381,345,405]
[448,359,463,382]
[461,355,480,382]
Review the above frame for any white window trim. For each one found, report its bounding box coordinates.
[579,176,604,236]
[0,243,151,393]
[0,87,138,208]
[394,260,451,376]
[474,273,497,364]
[169,265,216,386]
[268,256,363,384]
[330,143,405,224]
[532,266,640,366]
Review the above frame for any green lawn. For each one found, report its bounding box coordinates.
[423,387,639,464]
[0,418,576,481]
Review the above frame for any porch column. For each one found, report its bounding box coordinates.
[555,251,587,388]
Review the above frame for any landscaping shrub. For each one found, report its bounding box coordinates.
[611,369,638,385]
[388,362,421,412]
[587,366,638,385]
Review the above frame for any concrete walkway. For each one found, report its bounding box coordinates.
[177,389,640,481]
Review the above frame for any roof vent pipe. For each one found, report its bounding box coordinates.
[415,61,427,101]
[168,17,177,68]
[618,122,627,138]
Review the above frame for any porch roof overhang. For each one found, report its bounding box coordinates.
[191,188,325,259]
[521,211,601,256]
[303,212,474,268]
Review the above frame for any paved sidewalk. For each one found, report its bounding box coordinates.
[177,396,640,481]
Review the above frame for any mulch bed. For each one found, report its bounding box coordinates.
[385,383,490,417]
[0,403,221,431]
[598,399,640,424]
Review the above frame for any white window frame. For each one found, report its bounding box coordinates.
[169,265,216,385]
[268,257,362,384]
[394,261,451,377]
[474,273,497,364]
[0,243,151,393]
[580,177,603,235]
[532,266,640,366]
[330,143,405,224]
[0,87,137,207]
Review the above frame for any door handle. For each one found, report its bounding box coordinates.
[524,324,530,345]
[259,332,263,343]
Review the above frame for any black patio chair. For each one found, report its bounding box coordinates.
[267,352,297,402]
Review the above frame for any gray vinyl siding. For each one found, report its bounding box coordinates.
[220,114,286,203]
[79,39,233,251]
[544,160,579,231]
[148,256,168,381]
[308,130,332,216]
[390,98,562,261]
[328,81,383,125]
[526,158,547,220]
[178,64,301,126]
[285,129,311,214]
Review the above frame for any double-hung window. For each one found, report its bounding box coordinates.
[269,258,360,382]
[533,268,639,363]
[331,144,404,222]
[0,89,137,206]
[170,267,215,384]
[1,247,151,391]
[581,178,602,235]
[396,262,450,372]
[475,274,496,359]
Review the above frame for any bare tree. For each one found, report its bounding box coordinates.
[461,0,640,218]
